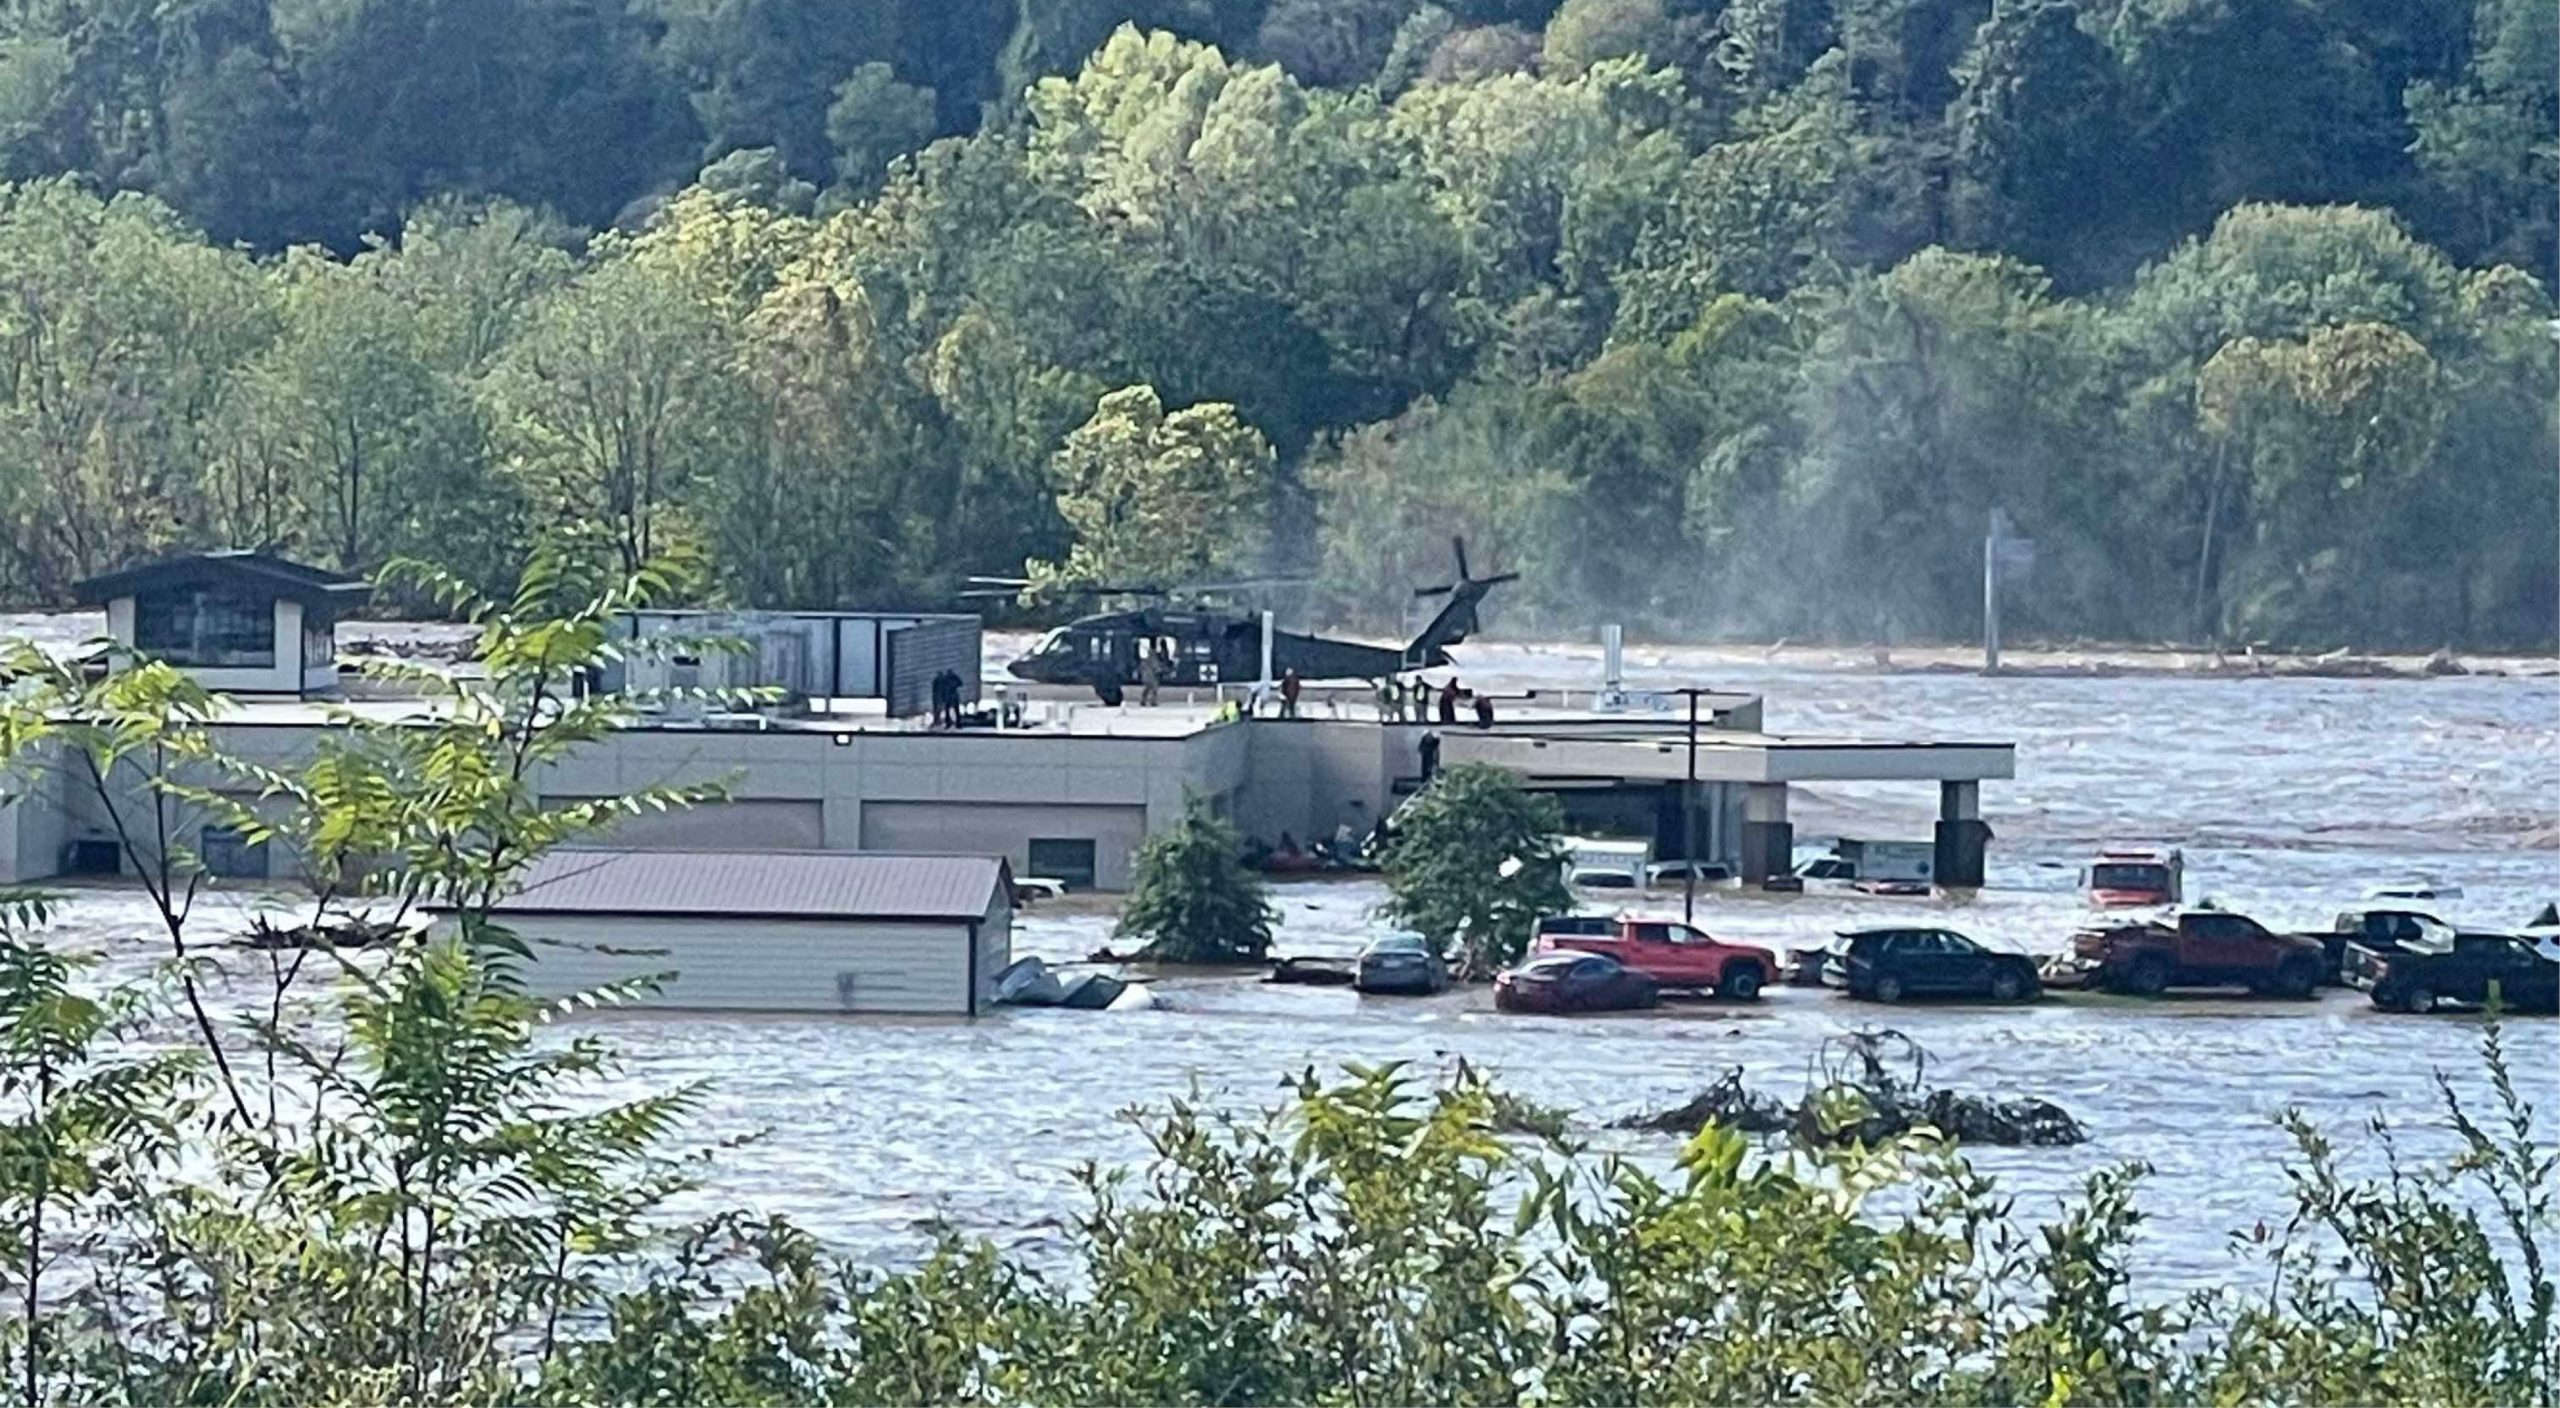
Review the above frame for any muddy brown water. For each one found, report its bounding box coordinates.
[14,622,2558,1295]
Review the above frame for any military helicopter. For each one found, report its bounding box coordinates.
[971,539,1516,703]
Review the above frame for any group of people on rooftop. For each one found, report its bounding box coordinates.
[1377,673,1495,727]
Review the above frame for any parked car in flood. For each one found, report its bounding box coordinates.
[2349,930,2558,1014]
[1494,952,1659,1014]
[1354,933,1449,995]
[1532,915,1776,999]
[1823,925,2041,1003]
[2319,907,2449,984]
[2049,909,2327,998]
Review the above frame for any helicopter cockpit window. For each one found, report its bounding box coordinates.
[1032,628,1070,656]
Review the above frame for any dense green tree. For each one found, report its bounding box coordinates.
[1035,384,1276,590]
[1947,1,2128,286]
[0,181,273,598]
[826,63,939,197]
[1379,761,1571,978]
[0,0,2545,650]
[2405,0,2557,272]
[1117,793,1278,962]
[480,256,736,577]
[645,0,904,181]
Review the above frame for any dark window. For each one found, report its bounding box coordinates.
[1027,838,1097,890]
[198,826,269,879]
[2186,913,2260,941]
[133,588,274,667]
[61,839,119,876]
[2091,863,2168,890]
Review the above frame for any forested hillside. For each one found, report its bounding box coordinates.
[0,0,2551,646]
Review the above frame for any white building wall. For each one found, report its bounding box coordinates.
[477,913,986,1014]
[0,739,68,884]
[859,801,1147,889]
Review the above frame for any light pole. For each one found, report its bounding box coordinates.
[1663,686,1720,924]
[1684,687,1700,924]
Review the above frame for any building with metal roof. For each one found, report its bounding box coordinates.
[427,849,1013,1016]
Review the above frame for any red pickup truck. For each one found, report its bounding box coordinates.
[1532,915,1777,999]
[2051,909,2328,998]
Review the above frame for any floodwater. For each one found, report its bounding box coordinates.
[13,619,2560,1296]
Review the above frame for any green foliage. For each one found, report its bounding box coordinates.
[1033,384,1276,592]
[0,0,2548,649]
[1117,794,1277,963]
[540,1031,2558,1405]
[1378,762,1571,978]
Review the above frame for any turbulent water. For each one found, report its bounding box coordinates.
[14,617,2559,1294]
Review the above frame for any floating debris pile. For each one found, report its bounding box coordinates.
[1615,1029,2087,1148]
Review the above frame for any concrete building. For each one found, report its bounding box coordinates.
[425,849,1012,1015]
[0,554,2016,895]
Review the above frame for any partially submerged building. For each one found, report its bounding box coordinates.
[0,552,2016,898]
[425,849,1013,1015]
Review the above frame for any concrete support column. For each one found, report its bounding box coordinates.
[1934,779,1990,889]
[1739,782,1793,886]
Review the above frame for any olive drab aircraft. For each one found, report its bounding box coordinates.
[973,538,1516,703]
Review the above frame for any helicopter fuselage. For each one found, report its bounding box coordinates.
[1006,610,1437,690]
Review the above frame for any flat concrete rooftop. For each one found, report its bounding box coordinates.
[183,694,2012,782]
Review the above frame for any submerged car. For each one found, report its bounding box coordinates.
[1494,953,1659,1014]
[2350,931,2558,1014]
[1354,933,1449,995]
[1823,926,2042,1003]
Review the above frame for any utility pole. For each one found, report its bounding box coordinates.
[1983,508,2003,674]
[1683,686,1701,925]
[1983,508,2034,675]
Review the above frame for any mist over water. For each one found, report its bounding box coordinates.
[17,627,2558,1294]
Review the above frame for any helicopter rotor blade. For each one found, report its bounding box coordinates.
[1413,584,1455,599]
[1452,535,1471,582]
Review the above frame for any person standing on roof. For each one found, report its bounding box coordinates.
[1138,644,1164,708]
[1472,691,1495,728]
[1279,667,1303,720]
[1376,675,1400,722]
[1437,677,1461,726]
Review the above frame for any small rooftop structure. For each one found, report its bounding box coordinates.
[604,609,980,719]
[74,550,368,697]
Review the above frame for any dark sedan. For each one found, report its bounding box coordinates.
[1494,953,1659,1014]
[1355,933,1450,995]
[1823,926,2041,1003]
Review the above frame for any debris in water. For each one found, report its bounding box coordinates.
[1266,955,1358,986]
[1613,1068,1791,1135]
[240,915,406,951]
[1615,1029,2087,1148]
